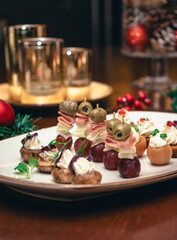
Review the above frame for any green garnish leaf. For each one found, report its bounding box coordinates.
[49,139,56,145]
[160,133,167,139]
[134,126,139,133]
[77,139,88,154]
[14,158,38,179]
[51,139,71,164]
[151,129,160,136]
[14,162,29,174]
[129,124,133,127]
[29,158,38,169]
[24,133,31,141]
[49,138,65,145]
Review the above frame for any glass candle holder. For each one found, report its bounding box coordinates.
[18,37,64,105]
[63,47,92,101]
[4,24,47,103]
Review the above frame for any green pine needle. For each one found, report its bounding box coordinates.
[0,114,40,140]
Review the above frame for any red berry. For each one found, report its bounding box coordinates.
[117,96,123,104]
[140,118,145,123]
[133,100,143,110]
[166,121,173,127]
[137,91,146,100]
[144,98,151,106]
[124,106,131,111]
[125,93,135,103]
[118,108,125,115]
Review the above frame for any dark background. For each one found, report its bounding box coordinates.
[0,0,122,48]
[0,0,122,83]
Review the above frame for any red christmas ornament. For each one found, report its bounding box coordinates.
[124,93,135,103]
[0,100,15,127]
[117,96,123,104]
[133,100,143,110]
[124,105,132,111]
[144,98,151,106]
[138,90,146,100]
[125,25,148,51]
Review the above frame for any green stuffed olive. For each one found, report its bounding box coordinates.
[113,122,131,141]
[78,101,93,116]
[59,100,78,117]
[90,107,107,123]
[106,118,121,135]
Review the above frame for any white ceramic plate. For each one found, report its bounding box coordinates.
[0,111,177,201]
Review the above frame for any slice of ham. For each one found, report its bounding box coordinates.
[75,113,89,126]
[105,132,136,149]
[58,111,75,128]
[87,121,106,133]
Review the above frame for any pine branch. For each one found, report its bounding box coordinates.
[0,114,41,140]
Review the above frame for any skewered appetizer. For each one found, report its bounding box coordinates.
[103,113,121,169]
[132,125,147,158]
[137,117,155,146]
[86,104,107,162]
[20,133,41,163]
[68,154,102,184]
[147,130,172,165]
[37,144,58,173]
[73,98,93,138]
[51,148,74,184]
[73,98,93,156]
[161,121,177,158]
[104,118,140,178]
[56,100,78,150]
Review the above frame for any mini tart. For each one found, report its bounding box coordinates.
[72,171,102,184]
[171,145,177,158]
[51,168,74,184]
[37,158,55,173]
[147,145,172,166]
[20,146,40,163]
[136,135,147,158]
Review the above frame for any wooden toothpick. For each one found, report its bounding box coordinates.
[113,112,115,120]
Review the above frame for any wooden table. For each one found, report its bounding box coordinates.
[1,47,177,240]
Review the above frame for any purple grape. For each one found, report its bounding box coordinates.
[90,143,105,162]
[103,150,120,170]
[118,157,141,178]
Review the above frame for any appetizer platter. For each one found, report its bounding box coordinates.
[0,101,177,201]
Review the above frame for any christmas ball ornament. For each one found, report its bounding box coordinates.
[0,100,15,127]
[125,25,148,51]
[137,90,146,100]
[133,100,143,110]
[125,93,135,103]
[124,106,132,111]
[117,96,123,104]
[144,98,151,106]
